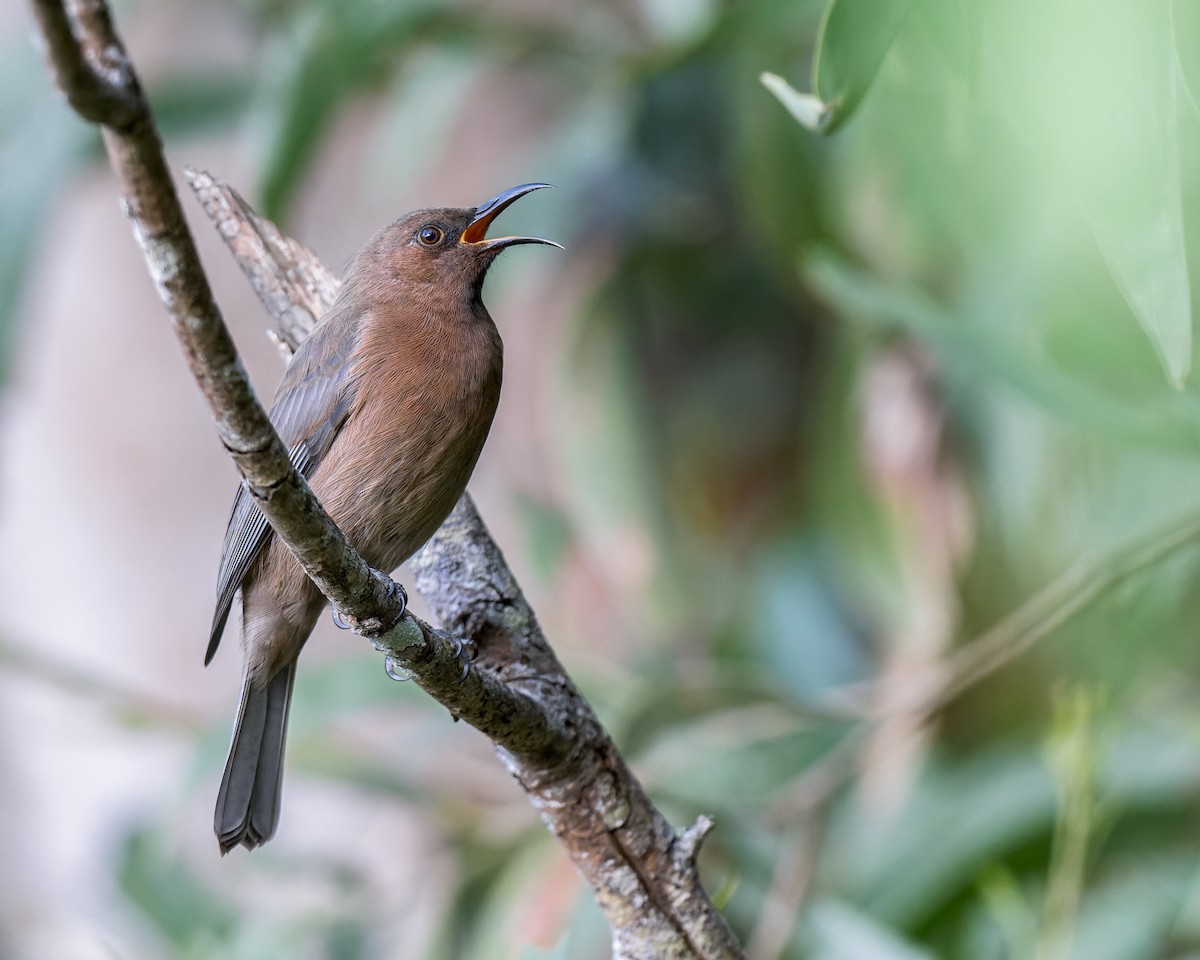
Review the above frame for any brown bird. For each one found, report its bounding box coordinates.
[207,184,557,853]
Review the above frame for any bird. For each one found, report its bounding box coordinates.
[206,183,557,854]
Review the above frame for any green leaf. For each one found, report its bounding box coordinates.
[805,251,1200,451]
[118,827,237,948]
[812,0,917,134]
[828,749,1060,928]
[1172,0,1200,121]
[825,723,1200,930]
[977,866,1038,960]
[1079,89,1192,389]
[255,0,448,221]
[1067,853,1195,960]
[805,898,937,960]
[750,544,872,701]
[761,0,915,134]
[909,0,979,86]
[991,2,1193,387]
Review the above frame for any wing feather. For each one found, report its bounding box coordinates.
[205,307,362,664]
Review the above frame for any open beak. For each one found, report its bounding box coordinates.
[461,183,562,251]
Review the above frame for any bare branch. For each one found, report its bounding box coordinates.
[185,168,336,352]
[745,818,825,960]
[676,815,716,864]
[31,2,745,955]
[30,0,139,125]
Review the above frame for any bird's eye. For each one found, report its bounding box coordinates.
[418,225,443,246]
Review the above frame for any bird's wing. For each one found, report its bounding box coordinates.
[205,312,361,664]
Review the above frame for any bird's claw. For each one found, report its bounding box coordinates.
[385,577,409,617]
[331,574,407,631]
[384,656,414,682]
[451,637,477,682]
[384,636,473,684]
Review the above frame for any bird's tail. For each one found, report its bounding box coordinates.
[214,661,296,854]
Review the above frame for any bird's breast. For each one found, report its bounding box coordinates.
[308,316,503,573]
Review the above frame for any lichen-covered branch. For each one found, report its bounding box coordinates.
[31,1,745,955]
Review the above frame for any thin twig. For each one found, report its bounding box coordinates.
[825,505,1200,723]
[745,817,827,960]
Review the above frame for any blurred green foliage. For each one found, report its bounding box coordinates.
[12,0,1200,956]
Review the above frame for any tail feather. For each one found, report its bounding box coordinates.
[215,662,296,853]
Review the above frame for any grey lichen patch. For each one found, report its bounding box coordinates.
[371,615,425,660]
[91,40,132,88]
[602,795,632,831]
[605,863,646,900]
[133,224,184,304]
[586,771,631,830]
[496,603,530,635]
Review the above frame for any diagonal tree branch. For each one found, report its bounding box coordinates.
[29,2,745,956]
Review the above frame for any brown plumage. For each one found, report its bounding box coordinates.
[207,184,557,854]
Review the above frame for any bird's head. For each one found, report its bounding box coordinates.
[361,183,560,303]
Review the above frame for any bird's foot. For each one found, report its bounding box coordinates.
[331,573,408,630]
[383,576,409,617]
[451,637,478,683]
[385,637,474,683]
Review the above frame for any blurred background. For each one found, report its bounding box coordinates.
[4,0,1200,957]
